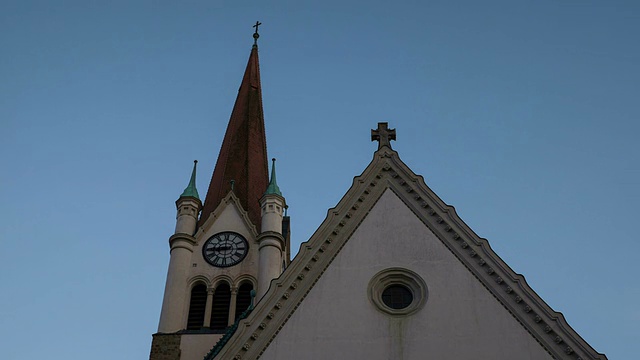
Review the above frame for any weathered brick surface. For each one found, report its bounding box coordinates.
[149,334,181,360]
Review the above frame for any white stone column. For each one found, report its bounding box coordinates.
[157,185,202,333]
[257,161,286,300]
[203,288,214,328]
[157,235,195,333]
[257,192,286,299]
[257,237,283,299]
[228,287,238,326]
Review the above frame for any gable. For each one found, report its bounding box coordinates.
[197,192,259,242]
[211,147,608,360]
[260,189,554,359]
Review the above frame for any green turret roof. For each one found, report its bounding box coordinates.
[264,158,282,196]
[180,160,200,199]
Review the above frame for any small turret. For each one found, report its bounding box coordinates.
[257,159,286,299]
[158,160,202,333]
[175,160,202,235]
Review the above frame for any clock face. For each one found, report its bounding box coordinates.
[202,232,249,268]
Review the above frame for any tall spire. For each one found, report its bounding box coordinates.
[199,27,269,228]
[180,160,200,199]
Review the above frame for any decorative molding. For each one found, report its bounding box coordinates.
[210,275,234,289]
[187,274,211,288]
[368,267,427,316]
[234,274,258,289]
[257,231,285,250]
[168,233,196,251]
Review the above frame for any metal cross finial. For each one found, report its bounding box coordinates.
[253,21,262,45]
[371,122,396,150]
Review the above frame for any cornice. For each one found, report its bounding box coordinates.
[259,192,286,206]
[175,195,202,209]
[212,148,607,360]
[257,231,285,250]
[168,233,196,251]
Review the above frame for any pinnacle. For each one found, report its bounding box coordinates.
[180,160,200,199]
[264,158,282,197]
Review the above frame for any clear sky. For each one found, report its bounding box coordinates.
[1,1,638,359]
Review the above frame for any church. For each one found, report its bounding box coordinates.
[149,27,608,360]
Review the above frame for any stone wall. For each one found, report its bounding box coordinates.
[149,333,181,360]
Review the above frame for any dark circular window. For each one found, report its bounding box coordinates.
[369,268,427,316]
[381,284,413,309]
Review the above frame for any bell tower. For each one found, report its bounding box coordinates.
[150,25,289,360]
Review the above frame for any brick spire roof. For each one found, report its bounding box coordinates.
[199,45,269,229]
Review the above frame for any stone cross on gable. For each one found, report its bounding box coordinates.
[371,122,396,150]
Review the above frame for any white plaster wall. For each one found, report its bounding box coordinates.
[260,189,553,360]
[180,334,221,360]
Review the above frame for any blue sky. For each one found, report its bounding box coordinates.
[1,1,638,359]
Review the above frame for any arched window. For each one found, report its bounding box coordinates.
[210,282,231,330]
[186,284,207,330]
[234,283,254,321]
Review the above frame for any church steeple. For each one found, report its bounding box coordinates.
[152,25,285,360]
[199,33,269,229]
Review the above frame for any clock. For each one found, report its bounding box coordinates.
[202,232,249,268]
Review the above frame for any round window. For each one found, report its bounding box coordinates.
[368,268,427,316]
[381,284,413,309]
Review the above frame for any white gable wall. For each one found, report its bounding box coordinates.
[260,189,553,360]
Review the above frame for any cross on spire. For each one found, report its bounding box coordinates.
[371,122,396,150]
[253,21,262,46]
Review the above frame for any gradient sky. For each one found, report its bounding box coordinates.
[1,1,638,359]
